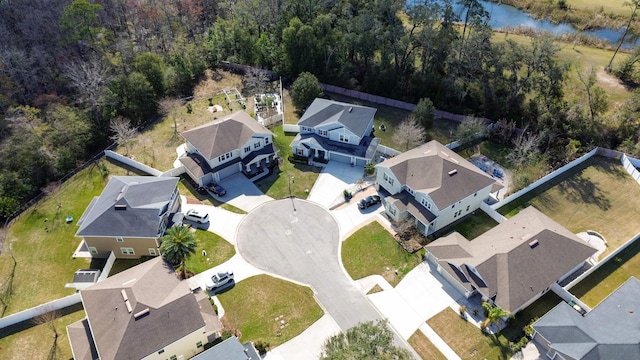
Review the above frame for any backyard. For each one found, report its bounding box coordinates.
[341,221,424,287]
[497,156,640,256]
[216,274,323,348]
[436,211,499,240]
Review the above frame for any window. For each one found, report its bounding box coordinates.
[339,134,348,143]
[196,341,203,348]
[452,204,455,209]
[254,142,260,149]
[296,148,304,156]
[116,236,124,242]
[158,350,165,355]
[89,247,98,255]
[244,146,250,152]
[383,173,394,186]
[120,247,135,255]
[466,205,470,212]
[170,356,177,360]
[149,248,157,256]
[389,207,397,216]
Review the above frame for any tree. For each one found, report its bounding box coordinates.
[481,302,513,333]
[291,72,322,110]
[506,129,543,168]
[33,306,61,360]
[393,116,426,151]
[455,117,486,147]
[607,0,640,70]
[413,97,435,131]
[160,226,198,279]
[577,67,609,122]
[320,320,413,360]
[109,117,137,156]
[134,53,166,97]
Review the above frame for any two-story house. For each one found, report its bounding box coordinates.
[67,257,222,360]
[375,140,501,235]
[290,98,379,166]
[180,111,277,185]
[76,176,180,259]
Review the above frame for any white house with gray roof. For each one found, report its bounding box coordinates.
[533,276,640,360]
[67,257,222,360]
[375,140,501,235]
[425,206,597,314]
[291,98,379,166]
[76,176,180,259]
[180,111,277,185]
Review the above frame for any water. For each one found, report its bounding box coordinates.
[407,0,637,47]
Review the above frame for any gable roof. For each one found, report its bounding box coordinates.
[76,176,178,238]
[426,207,597,312]
[191,336,260,360]
[298,98,376,138]
[78,257,206,360]
[377,141,498,208]
[182,111,272,159]
[534,277,640,360]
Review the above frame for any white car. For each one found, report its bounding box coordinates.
[205,271,234,291]
[184,209,209,224]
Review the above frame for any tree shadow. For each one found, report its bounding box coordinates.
[556,174,611,211]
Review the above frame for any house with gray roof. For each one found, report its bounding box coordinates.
[532,277,640,360]
[375,140,501,235]
[191,336,260,360]
[76,176,180,259]
[67,257,223,360]
[425,206,597,314]
[180,111,277,185]
[290,98,379,166]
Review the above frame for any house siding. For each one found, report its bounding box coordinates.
[83,236,159,259]
[141,326,208,360]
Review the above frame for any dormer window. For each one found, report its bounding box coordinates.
[254,142,260,149]
[244,146,250,152]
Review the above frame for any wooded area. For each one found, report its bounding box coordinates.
[0,0,638,220]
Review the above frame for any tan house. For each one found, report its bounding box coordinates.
[180,111,277,185]
[425,206,597,314]
[76,176,180,259]
[375,140,501,235]
[67,257,222,360]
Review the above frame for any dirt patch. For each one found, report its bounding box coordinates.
[596,68,625,91]
[193,69,243,99]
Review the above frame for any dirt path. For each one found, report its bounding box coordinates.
[596,68,625,91]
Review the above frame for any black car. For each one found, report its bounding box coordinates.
[206,182,227,196]
[196,186,208,196]
[358,195,381,209]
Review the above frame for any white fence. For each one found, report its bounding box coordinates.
[259,113,283,127]
[376,145,401,158]
[105,150,163,176]
[162,166,186,177]
[0,293,81,330]
[283,124,300,133]
[622,154,640,186]
[491,147,599,210]
[98,251,117,282]
[480,201,507,224]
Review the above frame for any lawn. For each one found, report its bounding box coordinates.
[497,156,640,256]
[255,125,322,199]
[177,177,246,214]
[501,291,563,341]
[440,211,499,240]
[427,308,513,360]
[408,330,448,360]
[341,221,424,287]
[0,305,85,360]
[0,160,130,315]
[216,274,323,347]
[570,238,640,308]
[187,229,235,274]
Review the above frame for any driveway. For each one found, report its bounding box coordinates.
[236,199,417,356]
[179,200,245,244]
[218,173,273,212]
[307,162,365,208]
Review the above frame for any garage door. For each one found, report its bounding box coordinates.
[217,163,240,180]
[330,152,351,164]
[355,158,367,167]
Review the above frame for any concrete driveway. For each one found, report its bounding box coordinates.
[218,173,273,212]
[179,200,244,244]
[307,162,365,208]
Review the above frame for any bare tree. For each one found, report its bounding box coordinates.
[63,58,112,117]
[33,306,62,360]
[507,129,543,168]
[109,117,137,156]
[243,68,271,95]
[158,97,185,137]
[392,116,426,151]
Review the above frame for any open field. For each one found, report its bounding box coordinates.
[217,275,323,347]
[408,330,448,360]
[427,308,512,360]
[341,221,424,287]
[187,229,236,274]
[568,0,630,17]
[570,238,640,307]
[497,156,640,257]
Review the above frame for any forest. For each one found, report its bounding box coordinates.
[0,0,639,220]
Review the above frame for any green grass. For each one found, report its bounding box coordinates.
[177,177,246,214]
[501,291,563,341]
[443,211,499,240]
[341,221,424,287]
[0,161,129,315]
[408,330,448,360]
[255,125,322,199]
[570,238,640,308]
[217,275,323,347]
[568,0,630,17]
[427,308,513,360]
[497,156,640,256]
[187,229,235,274]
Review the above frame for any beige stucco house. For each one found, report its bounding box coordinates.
[76,176,180,259]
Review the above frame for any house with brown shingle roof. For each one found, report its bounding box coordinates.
[180,111,277,186]
[425,206,597,314]
[375,140,501,235]
[67,257,222,360]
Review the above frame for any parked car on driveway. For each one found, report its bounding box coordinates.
[205,271,234,291]
[184,209,209,223]
[358,195,381,209]
[206,182,227,197]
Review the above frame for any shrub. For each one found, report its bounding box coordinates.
[364,163,375,175]
[254,339,270,355]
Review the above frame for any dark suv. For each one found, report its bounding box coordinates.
[206,182,227,196]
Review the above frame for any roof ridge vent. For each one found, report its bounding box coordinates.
[529,239,539,248]
[348,107,353,112]
[448,169,458,176]
[134,308,150,320]
[423,149,432,155]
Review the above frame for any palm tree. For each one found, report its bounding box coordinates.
[160,226,197,279]
[481,302,513,333]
